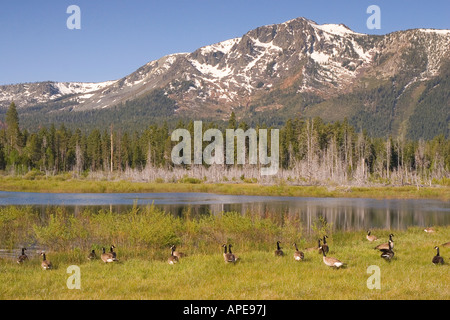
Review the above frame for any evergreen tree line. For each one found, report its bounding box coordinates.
[0,102,449,185]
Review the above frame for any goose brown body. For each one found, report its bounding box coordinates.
[321,236,329,254]
[293,243,304,261]
[17,248,28,264]
[317,239,323,254]
[40,252,52,270]
[380,240,394,262]
[305,239,321,253]
[366,231,378,242]
[168,245,179,265]
[441,242,450,248]
[222,244,236,263]
[274,241,284,256]
[88,249,97,260]
[101,247,116,263]
[109,245,117,259]
[432,246,444,265]
[375,234,395,250]
[171,245,186,259]
[322,250,344,268]
[228,244,238,262]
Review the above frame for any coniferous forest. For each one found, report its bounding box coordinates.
[0,102,449,186]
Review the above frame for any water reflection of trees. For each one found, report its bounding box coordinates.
[218,201,448,231]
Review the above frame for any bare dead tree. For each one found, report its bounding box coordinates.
[110,124,114,173]
[75,142,83,176]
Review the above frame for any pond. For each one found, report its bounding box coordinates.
[1,191,449,232]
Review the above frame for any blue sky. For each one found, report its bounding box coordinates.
[1,0,449,85]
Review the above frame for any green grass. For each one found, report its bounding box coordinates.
[0,205,449,300]
[1,232,449,300]
[0,175,449,201]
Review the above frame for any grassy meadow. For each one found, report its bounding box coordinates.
[0,205,449,300]
[0,175,449,200]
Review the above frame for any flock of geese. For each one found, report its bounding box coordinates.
[223,230,448,268]
[14,230,449,270]
[366,231,448,265]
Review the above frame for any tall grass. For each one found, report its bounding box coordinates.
[0,176,449,200]
[0,205,308,257]
[0,206,38,250]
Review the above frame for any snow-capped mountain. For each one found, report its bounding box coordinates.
[1,17,449,137]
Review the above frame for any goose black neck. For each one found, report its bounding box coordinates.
[436,247,440,256]
[42,253,46,261]
[223,245,227,254]
[228,245,233,254]
[323,236,327,244]
[277,242,281,250]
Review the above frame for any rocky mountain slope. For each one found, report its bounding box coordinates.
[1,17,449,138]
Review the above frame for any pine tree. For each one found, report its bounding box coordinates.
[5,102,21,151]
[228,111,237,130]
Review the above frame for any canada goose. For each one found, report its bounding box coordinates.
[222,244,236,263]
[274,241,284,256]
[375,234,394,250]
[101,247,116,263]
[441,242,450,248]
[380,240,395,262]
[171,245,186,259]
[17,248,28,264]
[304,239,321,252]
[322,249,344,268]
[40,252,52,270]
[87,249,97,260]
[366,230,378,242]
[109,245,117,259]
[432,246,444,265]
[424,227,436,233]
[317,239,323,254]
[228,244,238,262]
[222,244,228,261]
[168,245,179,265]
[321,236,329,254]
[293,243,304,261]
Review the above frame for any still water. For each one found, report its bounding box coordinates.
[0,191,449,231]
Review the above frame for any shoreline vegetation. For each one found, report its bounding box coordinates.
[0,175,449,201]
[0,204,449,300]
[1,103,449,192]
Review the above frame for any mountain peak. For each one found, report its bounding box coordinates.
[1,16,449,138]
[281,17,361,36]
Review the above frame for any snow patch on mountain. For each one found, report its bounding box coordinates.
[310,51,331,64]
[200,38,240,55]
[418,29,450,35]
[313,23,362,36]
[190,59,233,79]
[52,80,117,97]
